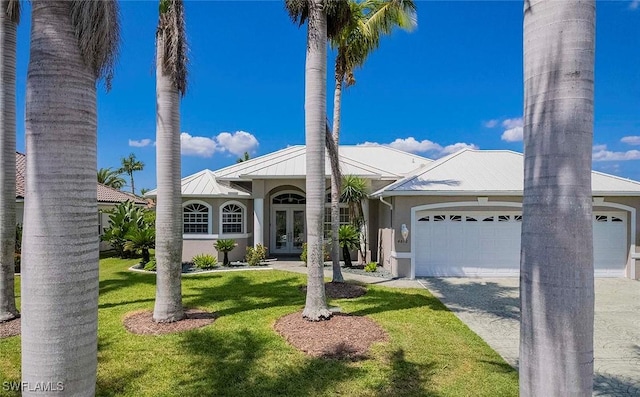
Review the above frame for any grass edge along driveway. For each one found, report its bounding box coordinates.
[0,257,518,397]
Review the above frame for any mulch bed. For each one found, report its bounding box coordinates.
[274,312,388,359]
[0,317,20,339]
[123,309,216,335]
[299,282,367,299]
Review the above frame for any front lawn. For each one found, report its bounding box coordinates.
[0,257,518,396]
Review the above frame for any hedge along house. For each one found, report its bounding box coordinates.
[145,145,432,263]
[371,149,640,279]
[15,152,148,251]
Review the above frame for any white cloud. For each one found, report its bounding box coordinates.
[592,144,640,162]
[129,138,153,147]
[180,133,217,157]
[501,127,524,142]
[484,119,499,128]
[621,136,640,145]
[387,137,442,153]
[180,130,259,158]
[441,142,479,155]
[502,118,523,129]
[630,0,639,10]
[357,137,478,158]
[216,131,259,157]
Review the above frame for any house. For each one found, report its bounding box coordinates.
[15,152,148,251]
[146,146,640,280]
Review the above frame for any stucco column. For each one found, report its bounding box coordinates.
[253,198,264,247]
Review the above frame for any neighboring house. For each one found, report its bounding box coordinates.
[146,146,640,280]
[15,152,148,251]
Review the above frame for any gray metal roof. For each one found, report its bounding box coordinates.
[145,169,250,198]
[374,149,640,196]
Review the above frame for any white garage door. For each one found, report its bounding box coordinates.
[414,211,627,277]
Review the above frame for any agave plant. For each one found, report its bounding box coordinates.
[215,239,236,266]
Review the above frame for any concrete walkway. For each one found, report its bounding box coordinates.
[419,277,640,397]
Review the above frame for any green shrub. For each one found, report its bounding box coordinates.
[192,254,217,269]
[143,259,157,271]
[301,242,331,265]
[246,244,267,266]
[339,225,360,268]
[364,262,378,272]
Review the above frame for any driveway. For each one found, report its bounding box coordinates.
[419,278,640,397]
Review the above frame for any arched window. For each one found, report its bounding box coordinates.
[221,202,245,234]
[183,202,210,234]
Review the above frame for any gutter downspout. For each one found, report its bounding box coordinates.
[379,196,392,211]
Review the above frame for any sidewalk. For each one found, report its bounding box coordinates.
[268,260,423,289]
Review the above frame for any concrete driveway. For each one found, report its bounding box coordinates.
[419,278,640,397]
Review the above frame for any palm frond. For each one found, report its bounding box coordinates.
[158,0,188,96]
[6,0,20,24]
[362,0,417,37]
[284,0,308,26]
[325,0,352,40]
[70,0,121,91]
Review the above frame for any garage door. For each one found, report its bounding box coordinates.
[414,211,627,277]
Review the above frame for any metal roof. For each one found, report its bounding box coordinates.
[374,149,640,196]
[145,169,250,198]
[213,145,432,181]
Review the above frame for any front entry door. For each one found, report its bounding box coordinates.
[271,206,306,254]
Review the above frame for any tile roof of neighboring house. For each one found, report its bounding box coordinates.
[373,149,640,196]
[15,152,147,204]
[213,145,432,181]
[144,169,251,198]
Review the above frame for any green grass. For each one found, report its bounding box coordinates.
[0,257,518,396]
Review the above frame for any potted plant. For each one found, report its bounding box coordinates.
[215,239,236,266]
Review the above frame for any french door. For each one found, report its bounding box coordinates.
[271,206,306,254]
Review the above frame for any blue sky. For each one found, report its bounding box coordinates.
[13,1,640,192]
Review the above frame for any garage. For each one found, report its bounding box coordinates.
[414,211,627,277]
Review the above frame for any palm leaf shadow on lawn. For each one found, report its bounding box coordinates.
[176,329,441,397]
[96,338,147,397]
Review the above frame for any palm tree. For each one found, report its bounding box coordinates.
[341,174,368,262]
[21,1,119,395]
[124,226,155,265]
[214,239,236,266]
[236,151,250,163]
[520,1,595,395]
[329,0,416,282]
[285,0,350,321]
[153,0,187,323]
[119,153,144,195]
[0,0,20,323]
[98,166,126,189]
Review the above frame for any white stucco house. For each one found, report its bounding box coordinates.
[147,146,640,280]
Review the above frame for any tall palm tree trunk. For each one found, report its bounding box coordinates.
[153,32,184,323]
[0,0,19,322]
[22,1,100,394]
[520,1,595,395]
[330,77,344,282]
[302,0,331,321]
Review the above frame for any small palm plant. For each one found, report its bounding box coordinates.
[339,225,360,268]
[124,227,156,265]
[215,239,236,266]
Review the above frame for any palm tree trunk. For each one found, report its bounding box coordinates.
[302,0,331,321]
[520,1,595,395]
[22,1,100,394]
[153,33,185,323]
[0,0,19,322]
[130,172,135,195]
[330,76,344,282]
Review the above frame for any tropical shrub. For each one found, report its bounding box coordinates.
[215,239,236,266]
[246,244,267,266]
[339,225,360,268]
[364,262,378,272]
[124,226,155,265]
[143,259,157,271]
[300,242,331,265]
[101,200,149,258]
[192,254,217,269]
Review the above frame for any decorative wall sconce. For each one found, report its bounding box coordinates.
[401,224,409,243]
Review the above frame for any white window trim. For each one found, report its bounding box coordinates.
[219,200,247,236]
[183,200,213,236]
